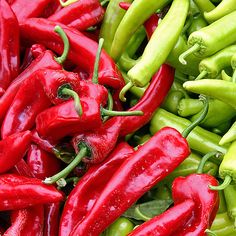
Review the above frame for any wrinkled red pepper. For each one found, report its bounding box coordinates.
[40,0,61,18]
[0,0,20,93]
[48,0,104,31]
[70,127,190,235]
[59,142,134,236]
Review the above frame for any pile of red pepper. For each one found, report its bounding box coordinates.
[1,0,236,235]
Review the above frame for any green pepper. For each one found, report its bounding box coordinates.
[183,79,236,110]
[187,13,208,36]
[99,0,133,54]
[193,0,215,13]
[204,0,236,23]
[110,0,171,61]
[220,121,236,145]
[210,213,236,236]
[178,98,204,117]
[231,52,236,82]
[150,108,228,159]
[103,217,134,236]
[212,121,232,136]
[179,11,236,64]
[218,190,227,214]
[221,70,232,81]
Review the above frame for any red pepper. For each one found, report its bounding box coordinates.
[0,174,64,211]
[59,142,134,236]
[70,127,190,236]
[0,130,31,173]
[40,0,61,18]
[144,14,159,40]
[20,18,125,90]
[0,0,20,92]
[172,174,219,235]
[128,200,195,236]
[31,43,47,58]
[11,0,52,22]
[0,50,62,125]
[48,0,104,31]
[26,144,61,180]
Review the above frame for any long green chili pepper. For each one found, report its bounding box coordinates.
[204,0,236,23]
[193,0,215,13]
[179,11,236,64]
[110,0,171,61]
[99,0,133,54]
[178,98,204,117]
[224,184,236,227]
[187,13,208,36]
[122,0,189,96]
[220,121,236,145]
[150,108,228,159]
[183,79,236,110]
[195,45,236,80]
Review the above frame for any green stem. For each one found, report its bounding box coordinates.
[196,151,218,174]
[101,108,143,117]
[195,70,208,81]
[119,81,133,102]
[209,175,232,191]
[179,43,200,65]
[92,38,104,84]
[54,25,70,65]
[182,95,209,138]
[43,147,87,186]
[103,91,114,122]
[59,0,78,7]
[61,87,83,116]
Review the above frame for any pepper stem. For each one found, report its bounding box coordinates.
[196,151,218,174]
[59,0,77,7]
[195,70,208,81]
[119,81,133,102]
[179,43,200,65]
[61,87,83,116]
[205,229,217,236]
[92,38,104,84]
[54,26,70,65]
[101,107,143,117]
[43,147,87,186]
[209,175,232,191]
[182,95,209,138]
[103,91,114,122]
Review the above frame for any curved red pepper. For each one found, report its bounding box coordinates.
[172,174,219,235]
[59,142,134,236]
[48,0,104,31]
[41,0,61,18]
[0,50,62,125]
[20,18,125,90]
[0,174,64,211]
[144,13,159,40]
[0,130,31,173]
[0,0,20,92]
[70,127,190,236]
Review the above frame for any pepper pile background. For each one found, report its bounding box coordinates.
[0,0,236,235]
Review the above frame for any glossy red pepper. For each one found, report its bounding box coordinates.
[20,18,125,90]
[11,0,51,22]
[144,14,159,40]
[0,174,64,211]
[59,142,134,236]
[40,0,61,18]
[0,130,31,173]
[48,0,104,31]
[30,44,47,58]
[172,174,219,235]
[0,0,20,93]
[0,50,62,124]
[128,200,195,236]
[70,127,190,236]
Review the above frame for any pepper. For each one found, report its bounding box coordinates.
[40,0,61,18]
[20,18,125,90]
[48,0,105,31]
[119,0,188,99]
[0,50,62,125]
[0,0,20,93]
[193,0,215,13]
[150,108,228,158]
[179,11,236,64]
[220,121,236,145]
[204,0,236,23]
[99,0,133,54]
[59,142,134,236]
[11,0,52,22]
[195,45,236,80]
[0,130,31,174]
[187,13,208,36]
[128,200,195,236]
[69,127,190,236]
[178,98,204,117]
[183,79,236,110]
[104,217,134,236]
[110,0,171,61]
[0,174,63,211]
[231,52,236,82]
[217,190,227,214]
[172,174,219,235]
